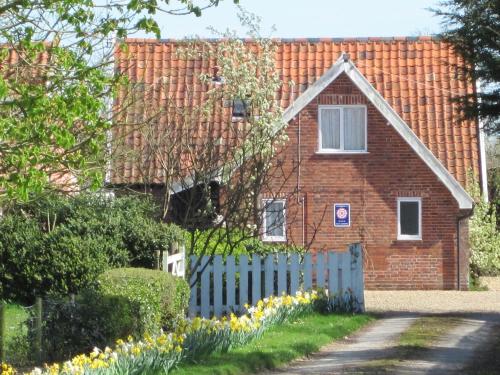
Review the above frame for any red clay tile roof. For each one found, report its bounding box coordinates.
[112,37,480,188]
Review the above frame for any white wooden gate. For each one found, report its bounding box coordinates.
[161,245,186,278]
[189,243,364,317]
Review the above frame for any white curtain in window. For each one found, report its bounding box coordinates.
[320,108,340,149]
[344,107,365,150]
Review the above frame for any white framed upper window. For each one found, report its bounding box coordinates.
[318,105,367,153]
[262,199,286,242]
[397,197,422,240]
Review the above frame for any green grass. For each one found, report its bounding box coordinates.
[469,277,489,291]
[171,313,374,375]
[1,303,30,366]
[3,303,29,344]
[398,316,462,352]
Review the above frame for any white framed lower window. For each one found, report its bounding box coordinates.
[397,197,422,240]
[262,199,286,242]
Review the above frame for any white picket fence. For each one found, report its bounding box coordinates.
[188,243,364,318]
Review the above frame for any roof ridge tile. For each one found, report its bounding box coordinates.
[120,36,442,45]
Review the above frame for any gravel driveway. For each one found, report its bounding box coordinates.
[365,290,500,314]
[272,287,500,374]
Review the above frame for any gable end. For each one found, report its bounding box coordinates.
[283,54,474,210]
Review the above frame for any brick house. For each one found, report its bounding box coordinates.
[112,37,487,290]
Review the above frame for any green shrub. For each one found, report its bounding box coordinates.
[29,292,138,362]
[97,268,189,333]
[186,228,305,257]
[0,193,186,302]
[0,215,44,301]
[123,216,186,268]
[26,268,189,362]
[469,177,500,277]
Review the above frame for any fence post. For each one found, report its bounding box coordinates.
[303,253,313,290]
[264,255,274,297]
[350,243,365,312]
[34,297,43,364]
[226,256,236,314]
[289,254,300,295]
[213,255,223,317]
[155,250,161,270]
[327,251,340,297]
[162,250,168,272]
[251,254,261,305]
[200,257,211,318]
[316,253,325,288]
[277,254,287,295]
[239,255,249,310]
[0,301,5,363]
[189,255,198,317]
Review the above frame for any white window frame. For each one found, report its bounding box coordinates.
[317,105,368,153]
[397,197,422,241]
[262,199,286,242]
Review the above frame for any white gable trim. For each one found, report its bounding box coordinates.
[283,57,346,123]
[283,54,474,210]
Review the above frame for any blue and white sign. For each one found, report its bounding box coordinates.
[334,203,350,227]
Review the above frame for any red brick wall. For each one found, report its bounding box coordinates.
[267,73,468,290]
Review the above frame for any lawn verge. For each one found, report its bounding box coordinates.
[2,303,30,366]
[171,313,374,375]
[3,304,28,344]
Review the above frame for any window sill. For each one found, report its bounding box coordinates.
[262,237,287,243]
[315,150,369,155]
[396,236,422,241]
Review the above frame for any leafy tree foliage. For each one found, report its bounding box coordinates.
[468,175,500,277]
[117,11,312,269]
[434,0,500,134]
[0,0,237,202]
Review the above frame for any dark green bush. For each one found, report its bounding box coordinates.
[0,216,114,301]
[124,216,186,268]
[28,268,189,362]
[0,193,186,302]
[0,215,44,300]
[97,268,190,333]
[186,228,305,257]
[35,292,137,362]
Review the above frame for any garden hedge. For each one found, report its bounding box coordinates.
[97,268,190,332]
[30,268,189,362]
[0,193,185,302]
[186,228,305,257]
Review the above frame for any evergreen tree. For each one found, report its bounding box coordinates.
[434,0,500,134]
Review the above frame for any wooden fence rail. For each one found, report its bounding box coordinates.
[189,243,364,318]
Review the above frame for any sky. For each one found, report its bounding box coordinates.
[145,0,444,39]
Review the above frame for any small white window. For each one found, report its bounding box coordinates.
[262,199,286,242]
[318,105,367,153]
[397,197,422,240]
